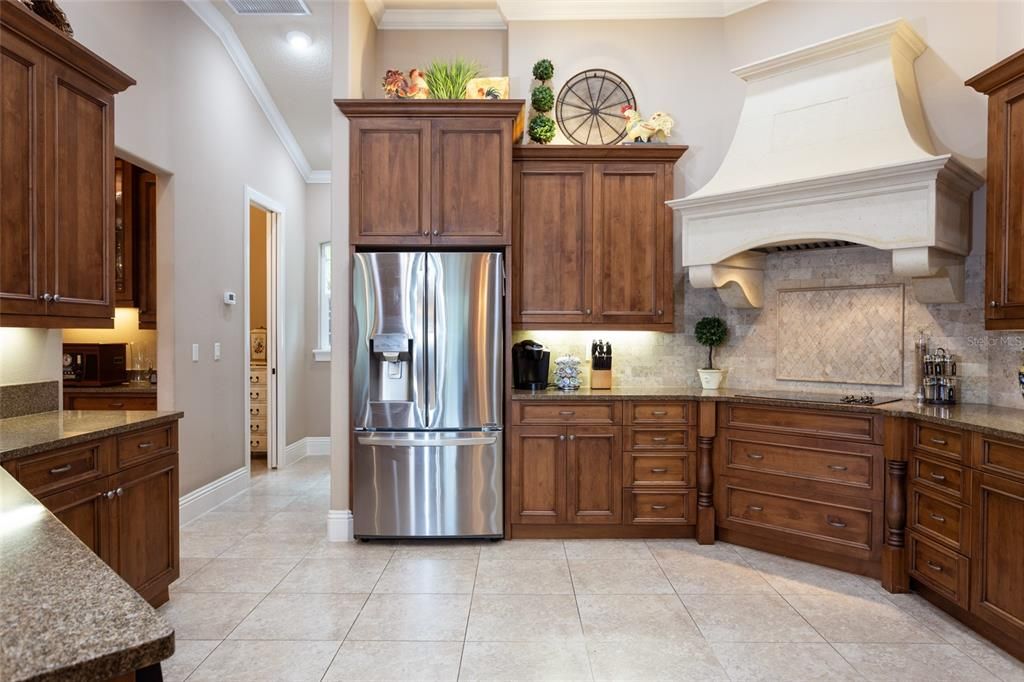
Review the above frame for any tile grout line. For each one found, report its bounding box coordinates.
[454,547,482,681]
[564,541,597,682]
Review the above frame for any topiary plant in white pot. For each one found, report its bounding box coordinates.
[695,316,728,389]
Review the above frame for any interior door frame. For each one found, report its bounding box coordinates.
[244,186,286,470]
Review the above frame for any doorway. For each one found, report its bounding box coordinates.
[245,188,285,473]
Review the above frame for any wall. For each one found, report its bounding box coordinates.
[62,0,310,494]
[0,328,62,386]
[304,182,332,437]
[512,1,1024,410]
[373,29,507,98]
[249,205,268,331]
[63,308,158,370]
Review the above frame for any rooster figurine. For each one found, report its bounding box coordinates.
[622,105,674,143]
[382,68,430,99]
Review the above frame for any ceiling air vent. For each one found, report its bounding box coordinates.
[227,0,310,15]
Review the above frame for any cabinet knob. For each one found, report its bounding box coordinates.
[432,230,439,236]
[423,230,429,236]
[657,309,663,315]
[106,490,116,499]
[52,294,62,303]
[559,435,565,441]
[990,300,998,308]
[568,434,576,441]
[585,308,592,315]
[40,293,53,302]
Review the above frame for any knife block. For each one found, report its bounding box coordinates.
[590,368,612,390]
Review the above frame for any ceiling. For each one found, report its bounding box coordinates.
[211,0,333,171]
[195,0,768,180]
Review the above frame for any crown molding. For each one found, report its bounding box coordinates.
[184,0,330,183]
[307,170,332,183]
[376,8,506,30]
[363,0,385,25]
[494,0,765,22]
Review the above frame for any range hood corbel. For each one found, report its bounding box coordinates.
[669,19,984,308]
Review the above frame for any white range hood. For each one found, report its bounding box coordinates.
[668,19,984,308]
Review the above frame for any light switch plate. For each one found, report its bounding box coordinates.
[214,342,221,361]
[192,344,199,362]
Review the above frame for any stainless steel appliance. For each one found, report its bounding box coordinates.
[352,252,504,538]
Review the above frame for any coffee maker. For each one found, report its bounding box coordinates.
[512,340,550,390]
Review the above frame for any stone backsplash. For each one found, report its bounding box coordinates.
[515,211,1023,409]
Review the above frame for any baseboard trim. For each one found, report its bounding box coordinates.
[327,509,354,542]
[179,466,249,525]
[282,436,331,467]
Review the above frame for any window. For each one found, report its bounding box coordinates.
[314,241,331,361]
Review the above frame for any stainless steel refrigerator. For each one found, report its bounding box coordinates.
[351,252,504,538]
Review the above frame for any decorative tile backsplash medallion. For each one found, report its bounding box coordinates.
[776,284,904,385]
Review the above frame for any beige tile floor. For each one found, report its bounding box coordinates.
[161,456,1024,681]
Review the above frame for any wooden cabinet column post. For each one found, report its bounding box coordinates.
[882,415,910,592]
[696,401,716,544]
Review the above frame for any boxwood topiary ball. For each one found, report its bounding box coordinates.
[532,59,554,82]
[528,115,557,144]
[531,85,554,113]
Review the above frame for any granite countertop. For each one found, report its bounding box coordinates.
[511,387,1024,443]
[63,384,157,394]
[0,466,174,681]
[0,410,184,462]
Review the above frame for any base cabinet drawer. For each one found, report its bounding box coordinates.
[628,489,695,524]
[65,394,157,411]
[912,422,964,461]
[626,402,691,425]
[514,401,620,425]
[626,427,694,451]
[626,453,695,487]
[911,452,970,502]
[909,533,969,609]
[719,480,877,557]
[4,439,111,496]
[909,486,970,554]
[117,423,176,469]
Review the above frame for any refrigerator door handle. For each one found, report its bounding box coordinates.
[358,435,498,447]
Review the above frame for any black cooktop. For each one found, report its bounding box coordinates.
[734,390,902,406]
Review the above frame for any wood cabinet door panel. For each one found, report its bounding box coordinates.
[971,472,1024,640]
[431,118,510,244]
[592,163,668,325]
[350,119,430,244]
[45,58,114,319]
[566,426,621,524]
[1,31,47,316]
[509,426,565,524]
[986,79,1024,325]
[513,162,592,323]
[38,477,112,566]
[110,453,178,597]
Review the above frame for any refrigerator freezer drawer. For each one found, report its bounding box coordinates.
[354,431,503,538]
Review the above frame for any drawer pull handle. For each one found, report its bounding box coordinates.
[929,472,947,482]
[650,467,669,473]
[929,513,946,523]
[652,436,668,442]
[559,411,575,416]
[827,518,847,528]
[827,464,848,471]
[651,504,668,510]
[747,505,764,512]
[651,410,668,416]
[926,560,944,572]
[746,453,764,460]
[49,464,73,474]
[930,437,948,446]
[109,402,125,408]
[137,442,154,449]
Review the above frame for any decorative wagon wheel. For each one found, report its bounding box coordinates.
[555,69,637,145]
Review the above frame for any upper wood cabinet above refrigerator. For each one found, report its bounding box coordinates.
[0,0,134,329]
[335,100,524,247]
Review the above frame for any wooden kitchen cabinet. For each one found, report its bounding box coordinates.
[509,426,566,525]
[971,471,1024,644]
[566,427,621,524]
[335,100,524,247]
[512,145,686,331]
[0,0,134,328]
[112,157,159,325]
[967,49,1024,330]
[3,418,181,607]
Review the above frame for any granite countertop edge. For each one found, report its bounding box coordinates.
[0,411,185,462]
[510,388,1024,443]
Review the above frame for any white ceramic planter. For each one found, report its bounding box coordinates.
[698,368,727,390]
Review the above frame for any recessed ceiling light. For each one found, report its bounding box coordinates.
[286,30,312,51]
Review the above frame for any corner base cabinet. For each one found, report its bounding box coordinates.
[512,145,686,331]
[335,100,524,247]
[0,0,134,328]
[3,418,181,607]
